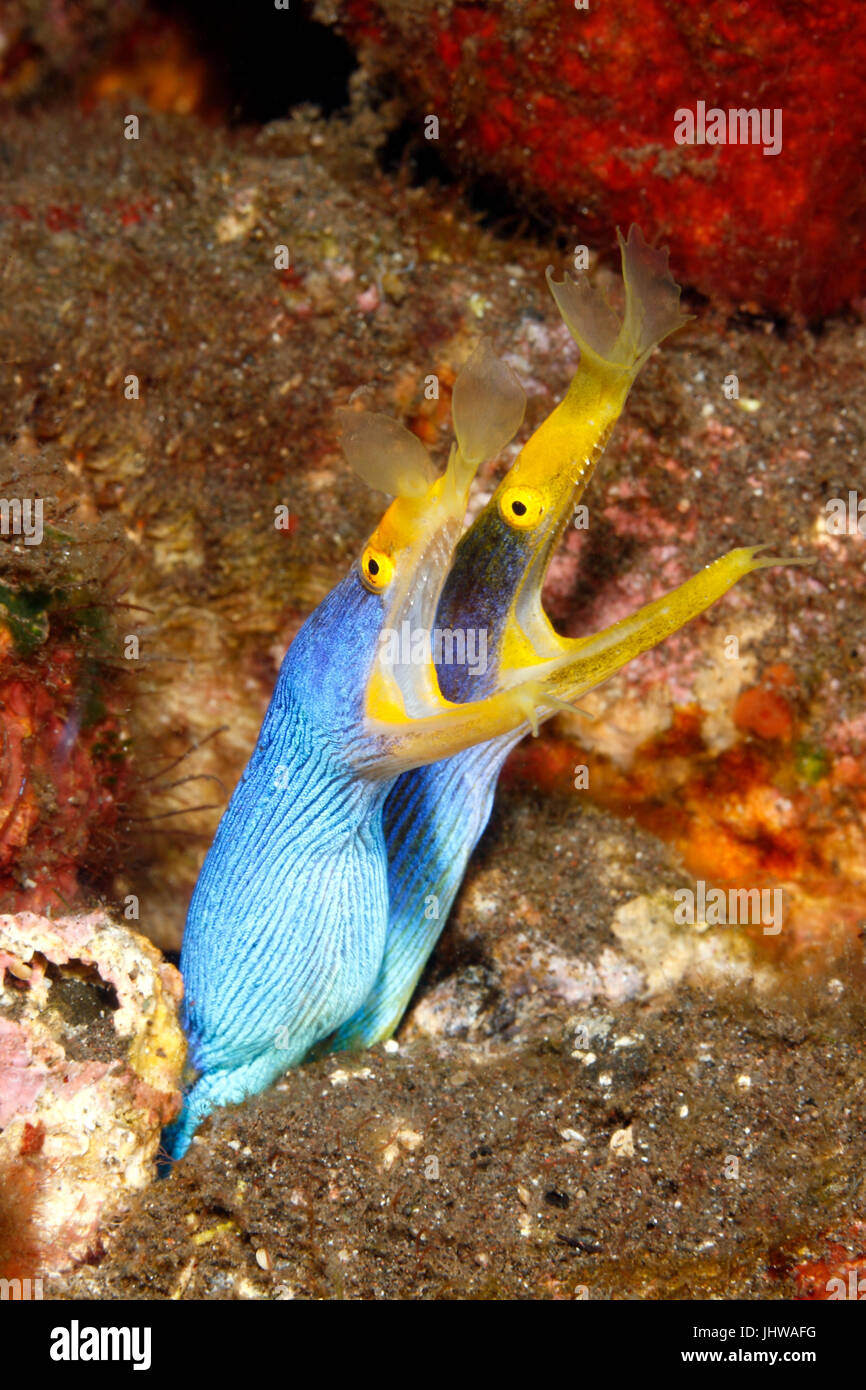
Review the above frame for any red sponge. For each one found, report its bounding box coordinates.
[337,0,866,318]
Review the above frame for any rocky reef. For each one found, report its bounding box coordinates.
[0,910,183,1277]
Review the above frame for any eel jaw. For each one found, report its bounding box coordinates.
[503,468,588,668]
[372,523,460,720]
[364,450,476,727]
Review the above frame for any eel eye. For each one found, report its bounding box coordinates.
[500,485,544,530]
[360,546,394,592]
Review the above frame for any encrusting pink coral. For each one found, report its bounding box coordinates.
[0,911,184,1275]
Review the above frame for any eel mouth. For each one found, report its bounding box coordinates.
[509,487,582,657]
[378,521,461,717]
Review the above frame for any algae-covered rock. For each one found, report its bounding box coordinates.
[0,910,184,1277]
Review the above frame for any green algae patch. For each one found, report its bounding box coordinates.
[0,584,52,655]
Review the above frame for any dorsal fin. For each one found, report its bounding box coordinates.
[336,407,438,498]
[546,224,691,377]
[617,225,692,368]
[545,268,622,373]
[451,338,526,465]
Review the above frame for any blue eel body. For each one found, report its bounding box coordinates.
[164,576,393,1155]
[329,519,532,1051]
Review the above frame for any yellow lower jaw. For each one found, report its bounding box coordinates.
[365,665,410,725]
